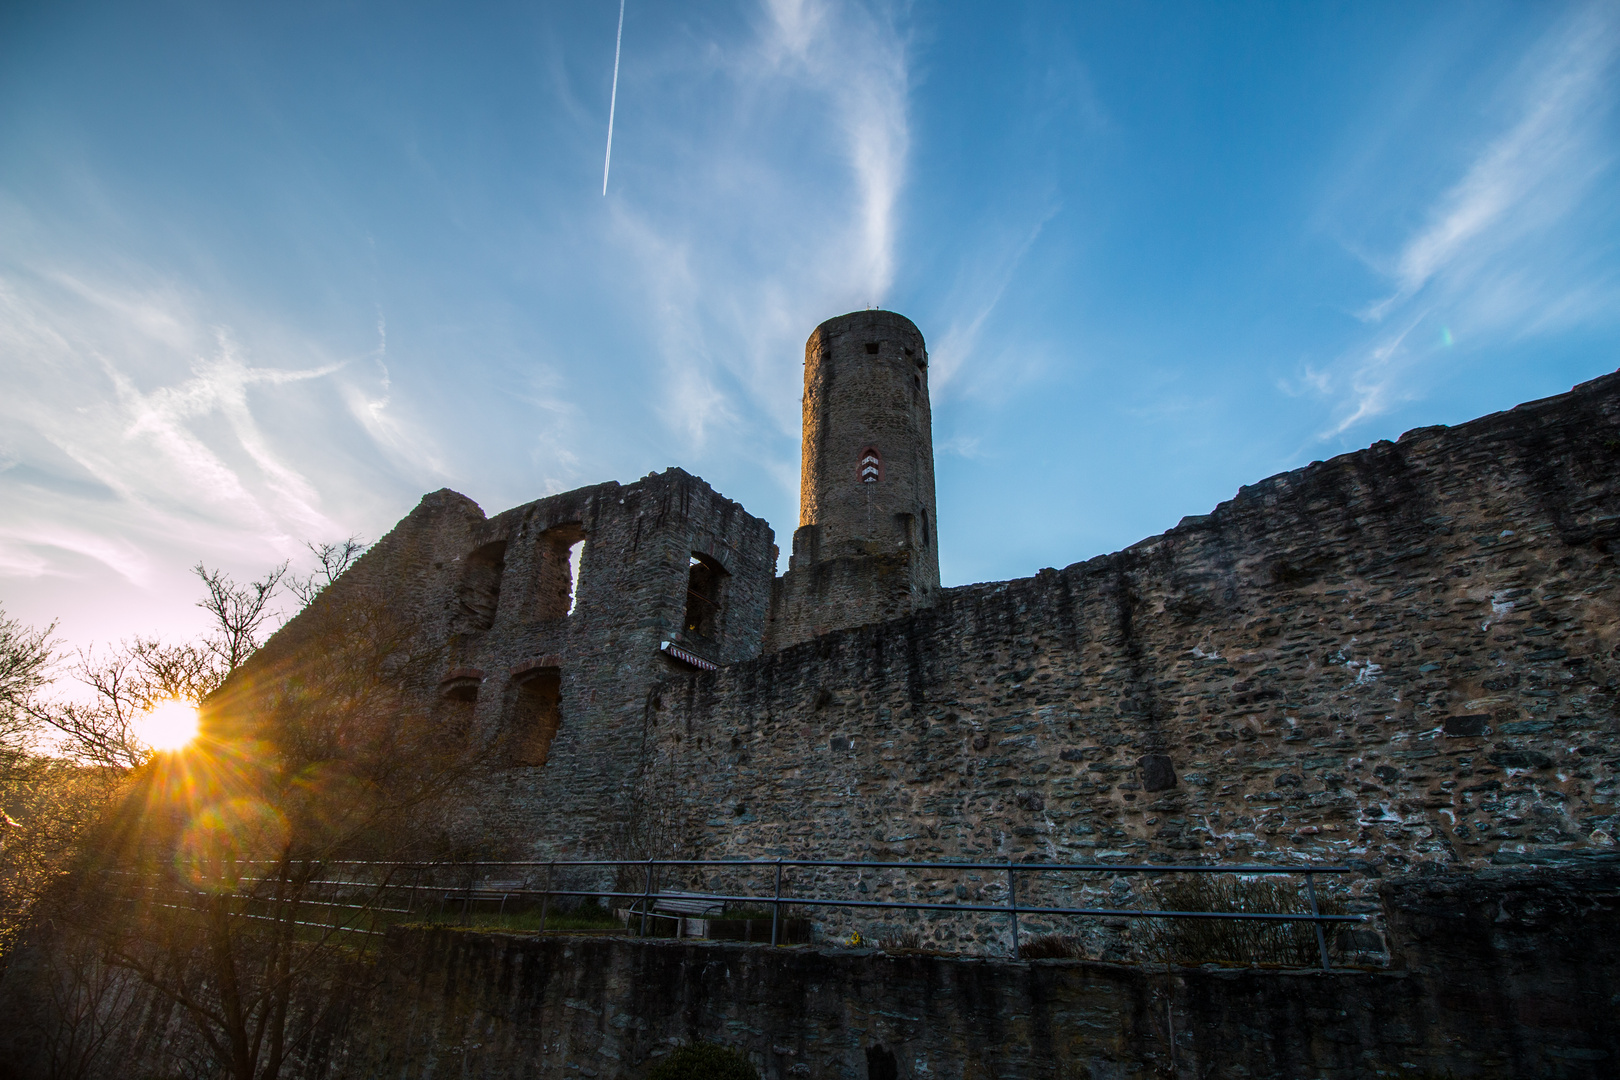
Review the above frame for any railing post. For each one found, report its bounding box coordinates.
[771,859,783,946]
[539,861,553,934]
[639,858,654,937]
[1305,872,1331,971]
[462,866,473,926]
[1007,859,1020,961]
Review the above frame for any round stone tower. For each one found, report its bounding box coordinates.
[766,310,940,649]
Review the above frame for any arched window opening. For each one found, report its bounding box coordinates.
[534,523,586,620]
[439,668,483,703]
[451,541,507,634]
[506,666,561,766]
[683,553,727,641]
[566,539,584,614]
[436,668,482,746]
[858,447,881,484]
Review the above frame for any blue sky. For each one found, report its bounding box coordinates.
[2,0,1618,652]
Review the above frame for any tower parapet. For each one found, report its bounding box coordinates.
[765,310,940,649]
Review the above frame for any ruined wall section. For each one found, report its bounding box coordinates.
[207,486,492,725]
[465,468,776,855]
[649,371,1620,892]
[217,468,776,858]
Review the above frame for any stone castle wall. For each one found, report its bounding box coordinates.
[216,467,777,855]
[218,362,1620,882]
[640,370,1620,920]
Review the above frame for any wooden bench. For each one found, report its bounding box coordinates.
[622,891,725,938]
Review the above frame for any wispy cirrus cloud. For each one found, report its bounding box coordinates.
[1319,1,1620,436]
[606,0,912,468]
[0,262,442,645]
[762,0,909,303]
[928,205,1059,396]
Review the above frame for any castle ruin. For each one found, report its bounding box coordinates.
[228,309,1620,888]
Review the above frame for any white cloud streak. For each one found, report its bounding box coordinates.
[764,0,909,303]
[929,206,1058,395]
[1366,5,1619,321]
[607,0,911,464]
[1322,2,1620,436]
[0,264,439,645]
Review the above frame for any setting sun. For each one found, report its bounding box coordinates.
[138,698,200,752]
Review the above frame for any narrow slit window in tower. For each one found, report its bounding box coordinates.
[865,341,880,354]
[858,447,881,483]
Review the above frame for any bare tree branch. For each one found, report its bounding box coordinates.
[28,639,222,769]
[285,537,367,609]
[129,636,226,706]
[0,604,56,750]
[193,563,288,673]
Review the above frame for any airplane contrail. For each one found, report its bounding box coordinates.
[602,0,625,196]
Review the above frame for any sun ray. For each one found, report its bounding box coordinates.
[138,698,200,752]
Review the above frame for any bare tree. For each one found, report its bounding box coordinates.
[27,562,295,769]
[194,562,288,673]
[128,636,225,707]
[0,604,56,753]
[68,591,479,1080]
[285,537,367,609]
[0,607,123,962]
[30,638,228,771]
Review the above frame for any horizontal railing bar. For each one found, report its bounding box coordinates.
[133,881,1365,926]
[215,858,1359,874]
[393,886,1364,924]
[108,855,1371,945]
[227,910,385,935]
[146,902,383,936]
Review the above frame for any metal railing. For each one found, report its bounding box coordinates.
[183,856,1367,969]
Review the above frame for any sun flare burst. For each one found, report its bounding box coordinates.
[139,698,200,752]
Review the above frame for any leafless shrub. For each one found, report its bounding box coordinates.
[881,928,922,952]
[193,562,288,673]
[1019,932,1084,960]
[1140,873,1345,966]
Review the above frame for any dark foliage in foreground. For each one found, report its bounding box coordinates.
[646,1042,759,1080]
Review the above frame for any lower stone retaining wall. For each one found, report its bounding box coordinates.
[4,863,1615,1079]
[298,863,1615,1080]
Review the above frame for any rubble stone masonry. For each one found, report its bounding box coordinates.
[230,467,777,853]
[645,370,1620,899]
[767,310,941,650]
